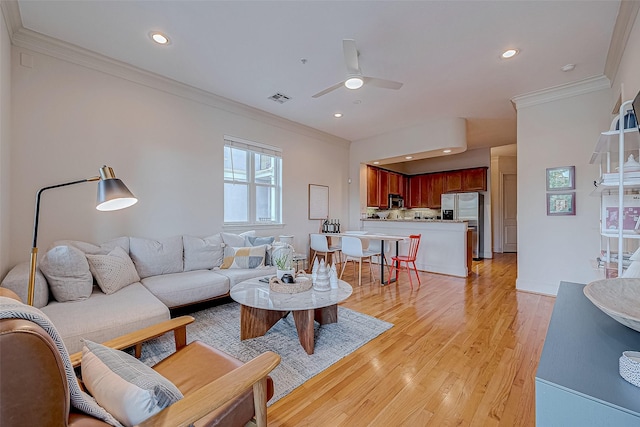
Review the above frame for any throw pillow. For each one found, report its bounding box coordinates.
[129,236,183,279]
[81,340,183,427]
[220,230,256,248]
[86,247,141,295]
[246,236,276,265]
[39,246,93,302]
[220,245,266,269]
[183,234,224,271]
[0,262,49,308]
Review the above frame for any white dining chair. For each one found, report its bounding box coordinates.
[310,233,342,267]
[339,235,378,286]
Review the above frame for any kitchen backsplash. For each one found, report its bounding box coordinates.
[366,207,441,219]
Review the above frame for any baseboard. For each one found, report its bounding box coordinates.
[516,278,559,296]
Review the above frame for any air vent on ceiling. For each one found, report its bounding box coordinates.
[268,93,291,104]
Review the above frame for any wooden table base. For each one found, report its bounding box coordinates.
[239,304,338,354]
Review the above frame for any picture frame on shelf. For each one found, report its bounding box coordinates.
[547,192,576,216]
[546,166,575,191]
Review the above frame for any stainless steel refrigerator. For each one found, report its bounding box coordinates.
[441,192,484,260]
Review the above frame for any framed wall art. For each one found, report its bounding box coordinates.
[547,192,576,216]
[546,166,575,191]
[308,184,329,220]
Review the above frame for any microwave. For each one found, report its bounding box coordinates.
[388,194,404,209]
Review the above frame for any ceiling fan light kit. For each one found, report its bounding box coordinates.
[345,76,364,90]
[312,39,403,98]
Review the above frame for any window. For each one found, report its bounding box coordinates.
[224,136,282,225]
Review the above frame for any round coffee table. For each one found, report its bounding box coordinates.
[230,277,353,354]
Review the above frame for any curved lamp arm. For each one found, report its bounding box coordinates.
[27,166,137,305]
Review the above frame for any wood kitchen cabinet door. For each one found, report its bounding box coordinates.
[378,170,389,208]
[408,176,422,208]
[425,173,444,208]
[366,166,379,207]
[444,170,463,193]
[462,167,487,191]
[388,172,401,195]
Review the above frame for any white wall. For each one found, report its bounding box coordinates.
[515,88,612,295]
[0,7,11,277]
[7,45,350,268]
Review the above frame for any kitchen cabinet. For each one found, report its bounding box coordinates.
[366,166,379,207]
[408,175,422,208]
[424,173,444,208]
[388,172,400,195]
[462,167,488,191]
[444,170,463,193]
[590,97,640,276]
[378,169,389,208]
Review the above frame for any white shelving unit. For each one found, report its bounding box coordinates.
[590,99,640,276]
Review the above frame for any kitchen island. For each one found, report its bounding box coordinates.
[362,219,470,277]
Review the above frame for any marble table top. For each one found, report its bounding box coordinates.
[230,277,353,311]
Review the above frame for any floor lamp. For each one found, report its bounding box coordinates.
[27,166,138,305]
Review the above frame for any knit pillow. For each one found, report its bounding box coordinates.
[220,245,266,269]
[86,247,141,294]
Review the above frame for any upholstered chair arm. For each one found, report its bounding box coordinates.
[69,315,195,367]
[136,350,281,427]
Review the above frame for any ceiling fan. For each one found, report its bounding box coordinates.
[312,39,403,98]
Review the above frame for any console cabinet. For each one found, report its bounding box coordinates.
[536,281,640,426]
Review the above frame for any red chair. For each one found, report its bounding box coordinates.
[389,234,422,288]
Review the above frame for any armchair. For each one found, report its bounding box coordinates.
[0,289,280,427]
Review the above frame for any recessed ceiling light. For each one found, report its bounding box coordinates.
[345,76,364,90]
[561,63,576,72]
[443,149,452,154]
[373,161,380,165]
[150,32,170,45]
[334,113,343,118]
[405,156,413,160]
[501,49,519,59]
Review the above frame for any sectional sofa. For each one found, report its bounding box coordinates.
[1,231,280,353]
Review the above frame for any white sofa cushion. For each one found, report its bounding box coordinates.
[86,247,141,295]
[41,283,170,354]
[141,270,230,308]
[182,234,224,271]
[1,262,49,308]
[216,265,277,289]
[39,245,93,302]
[129,236,183,279]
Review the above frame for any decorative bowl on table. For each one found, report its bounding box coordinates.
[583,278,640,333]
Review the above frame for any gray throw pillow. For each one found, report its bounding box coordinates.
[1,262,49,308]
[39,246,93,302]
[183,234,224,271]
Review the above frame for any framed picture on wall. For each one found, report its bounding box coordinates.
[546,166,575,191]
[547,192,576,216]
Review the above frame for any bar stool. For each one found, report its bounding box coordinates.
[310,233,341,267]
[339,235,378,286]
[389,234,422,288]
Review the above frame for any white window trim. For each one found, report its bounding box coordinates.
[223,136,282,227]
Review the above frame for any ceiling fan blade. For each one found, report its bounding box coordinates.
[363,76,403,90]
[312,81,345,98]
[343,39,360,75]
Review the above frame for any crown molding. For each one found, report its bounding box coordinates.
[511,75,611,110]
[9,27,349,145]
[604,0,640,84]
[0,0,22,41]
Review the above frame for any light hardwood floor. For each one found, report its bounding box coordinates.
[267,253,555,426]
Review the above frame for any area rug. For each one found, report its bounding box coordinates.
[137,302,393,404]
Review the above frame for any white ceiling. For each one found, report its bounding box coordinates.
[14,1,621,148]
